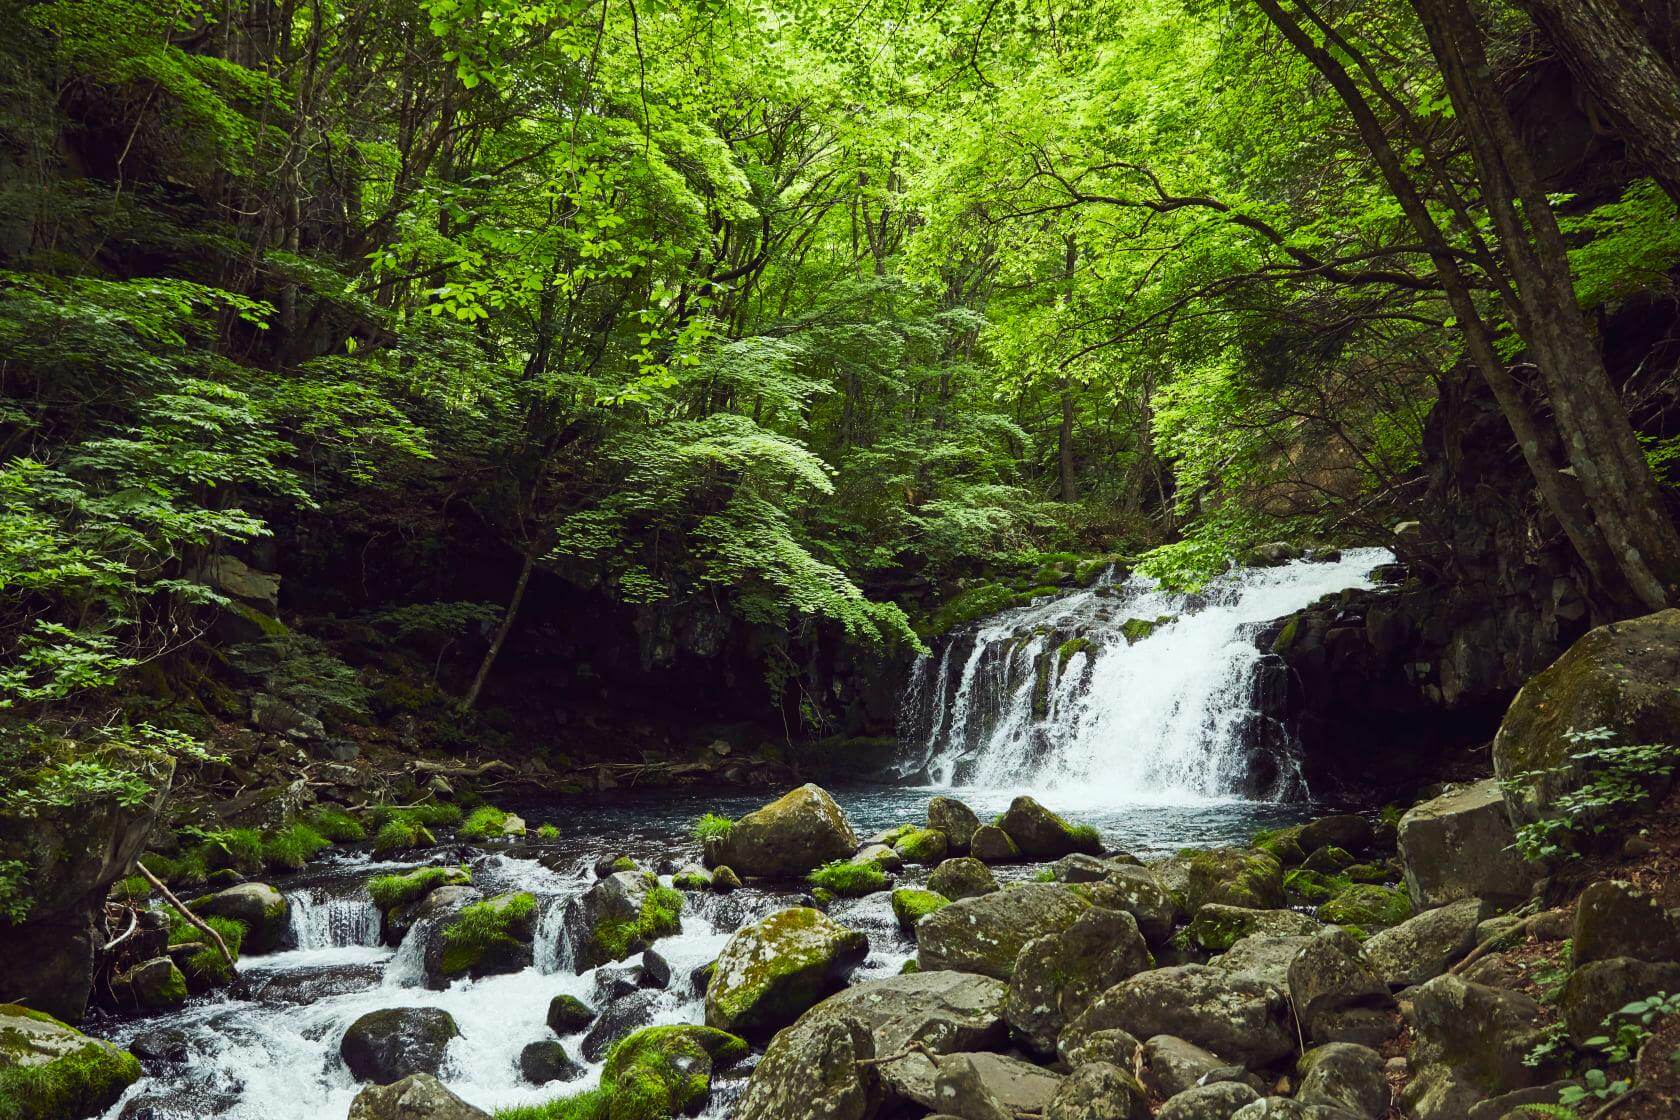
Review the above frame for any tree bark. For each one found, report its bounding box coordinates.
[1514,0,1680,206]
[459,549,536,712]
[1058,236,1079,503]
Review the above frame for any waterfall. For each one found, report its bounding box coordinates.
[900,548,1393,805]
[286,888,381,950]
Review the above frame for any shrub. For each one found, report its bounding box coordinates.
[807,860,887,897]
[691,813,734,842]
[536,823,560,841]
[193,828,265,874]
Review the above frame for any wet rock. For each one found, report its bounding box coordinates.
[737,970,1008,1119]
[1142,1034,1232,1099]
[1361,898,1483,988]
[1300,846,1354,875]
[1463,1081,1587,1120]
[518,1040,582,1084]
[893,827,950,865]
[1211,934,1316,993]
[1155,849,1285,913]
[109,957,188,1012]
[339,1007,459,1084]
[1074,865,1179,943]
[191,882,289,954]
[928,857,998,900]
[705,906,869,1043]
[970,825,1021,863]
[1157,1082,1261,1120]
[1316,885,1410,932]
[892,888,951,935]
[1298,816,1373,855]
[929,797,982,851]
[1572,879,1680,966]
[1287,934,1396,1047]
[1396,780,1539,911]
[1066,965,1293,1068]
[1005,908,1152,1056]
[347,1073,489,1120]
[928,1051,1063,1119]
[851,844,904,872]
[917,883,1090,979]
[129,1027,191,1064]
[565,870,683,970]
[580,988,660,1061]
[1408,974,1558,1095]
[640,949,671,990]
[1187,905,1320,952]
[671,864,713,890]
[1492,609,1680,832]
[1047,1060,1149,1120]
[386,884,480,946]
[1560,957,1680,1047]
[592,965,644,1004]
[546,993,595,1034]
[1229,1100,1360,1119]
[423,892,537,988]
[1297,1043,1388,1118]
[998,796,1102,858]
[0,1003,141,1117]
[1057,1026,1142,1070]
[703,784,858,879]
[711,866,742,891]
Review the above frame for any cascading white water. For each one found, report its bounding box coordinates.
[287,888,382,951]
[902,548,1393,806]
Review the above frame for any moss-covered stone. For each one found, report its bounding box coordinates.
[670,867,713,891]
[997,796,1102,858]
[891,888,950,934]
[1056,636,1093,671]
[1120,615,1174,644]
[1186,904,1321,952]
[806,860,887,897]
[1159,848,1285,912]
[109,957,188,1011]
[547,994,596,1035]
[1301,845,1355,874]
[574,873,684,970]
[0,1004,141,1120]
[891,827,949,864]
[927,857,998,900]
[969,824,1020,863]
[437,892,537,978]
[704,908,868,1043]
[1251,825,1307,866]
[703,784,857,880]
[368,865,472,910]
[1285,868,1350,906]
[1319,884,1411,931]
[593,1025,748,1120]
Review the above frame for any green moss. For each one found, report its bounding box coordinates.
[440,892,537,976]
[807,860,887,898]
[373,818,436,855]
[1068,823,1101,851]
[917,583,1021,637]
[198,828,265,874]
[1033,867,1056,882]
[0,1009,141,1120]
[591,879,684,964]
[892,827,948,864]
[262,823,332,871]
[1120,615,1173,644]
[168,914,245,986]
[536,823,561,841]
[1270,616,1301,655]
[891,888,950,932]
[1319,884,1411,930]
[367,801,463,829]
[874,823,917,846]
[691,813,735,842]
[305,807,366,843]
[1251,825,1307,866]
[109,875,151,902]
[1285,868,1350,906]
[671,870,711,890]
[460,805,522,840]
[494,1026,746,1120]
[610,857,638,873]
[368,865,472,909]
[899,958,921,974]
[1056,636,1093,671]
[1344,861,1395,884]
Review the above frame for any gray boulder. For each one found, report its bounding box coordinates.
[1560,957,1680,1047]
[917,883,1090,979]
[1069,864,1180,943]
[565,870,681,970]
[929,797,982,851]
[1212,934,1317,993]
[1158,1082,1262,1120]
[1572,879,1680,966]
[1296,1043,1389,1118]
[339,1008,459,1084]
[579,989,660,1061]
[1065,965,1293,1068]
[970,825,1021,863]
[1298,816,1373,855]
[1187,904,1320,953]
[347,1073,489,1120]
[1047,1060,1150,1120]
[1361,898,1484,988]
[1142,1034,1235,1099]
[928,857,999,900]
[704,784,858,879]
[1286,933,1396,1046]
[1396,780,1539,911]
[1005,908,1152,1056]
[928,1051,1063,1119]
[1408,974,1559,1095]
[705,906,868,1043]
[1057,1026,1142,1070]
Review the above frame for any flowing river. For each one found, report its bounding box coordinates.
[90,549,1394,1120]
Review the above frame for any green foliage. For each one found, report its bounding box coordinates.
[372,818,437,856]
[807,861,887,898]
[458,806,514,841]
[168,913,245,985]
[261,823,332,872]
[536,824,560,841]
[439,892,537,975]
[367,865,471,910]
[691,814,735,843]
[590,880,684,964]
[305,808,366,844]
[1555,990,1680,1110]
[1506,728,1680,862]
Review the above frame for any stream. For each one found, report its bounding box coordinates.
[91,550,1394,1120]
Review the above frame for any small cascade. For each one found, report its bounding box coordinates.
[286,888,381,951]
[900,548,1393,804]
[533,896,570,975]
[381,919,432,988]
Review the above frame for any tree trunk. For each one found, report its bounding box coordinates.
[1514,0,1680,205]
[1058,236,1079,503]
[459,549,536,712]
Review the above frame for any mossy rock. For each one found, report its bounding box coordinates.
[1251,825,1307,866]
[671,867,713,891]
[596,1024,749,1120]
[970,824,1020,863]
[1056,636,1093,671]
[1343,862,1396,884]
[548,994,597,1035]
[703,784,857,880]
[434,892,537,980]
[1160,848,1285,912]
[891,888,950,935]
[927,857,998,901]
[1319,884,1411,931]
[570,872,686,970]
[807,860,887,898]
[916,583,1021,638]
[1285,868,1350,906]
[368,865,472,910]
[891,827,949,865]
[1185,904,1322,952]
[1120,615,1174,644]
[1301,845,1355,874]
[997,796,1102,858]
[0,1004,141,1120]
[704,907,868,1043]
[109,957,188,1011]
[190,882,288,954]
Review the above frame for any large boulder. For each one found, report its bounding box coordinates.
[1560,957,1680,1047]
[565,871,683,970]
[1296,1043,1389,1118]
[970,825,1021,863]
[1286,934,1396,1048]
[1157,1082,1262,1120]
[1361,898,1484,988]
[929,797,982,851]
[1408,974,1559,1095]
[1047,1061,1150,1120]
[192,882,289,954]
[736,970,1008,1120]
[108,956,189,1012]
[1074,865,1180,943]
[917,883,1090,979]
[1187,905,1320,953]
[422,892,537,988]
[1572,879,1680,966]
[1141,1035,1238,1100]
[1065,965,1294,1068]
[704,784,857,879]
[1212,934,1319,993]
[1155,850,1285,913]
[926,1051,1063,1118]
[0,1003,141,1119]
[1004,908,1152,1056]
[1492,609,1680,830]
[928,857,999,901]
[1396,780,1540,911]
[1298,816,1374,856]
[705,907,868,1043]
[0,762,171,1022]
[339,1008,460,1084]
[596,1025,748,1119]
[347,1073,489,1120]
[997,797,1102,858]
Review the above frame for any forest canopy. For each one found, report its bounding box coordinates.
[4,0,1680,741]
